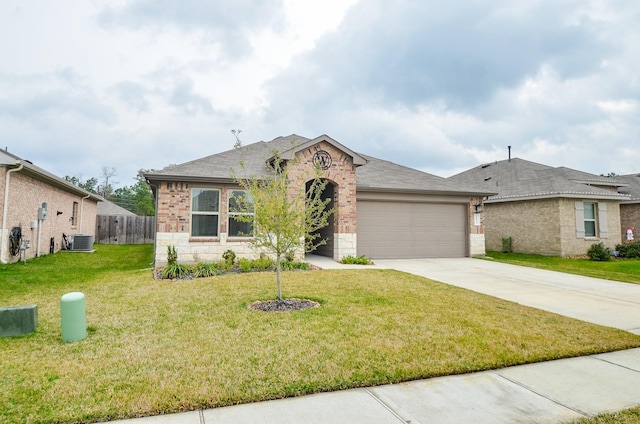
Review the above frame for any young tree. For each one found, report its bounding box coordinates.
[233,151,334,301]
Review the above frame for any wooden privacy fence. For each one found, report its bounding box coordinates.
[95,215,156,244]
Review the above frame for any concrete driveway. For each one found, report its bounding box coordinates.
[374,258,640,335]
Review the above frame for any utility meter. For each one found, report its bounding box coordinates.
[38,202,48,220]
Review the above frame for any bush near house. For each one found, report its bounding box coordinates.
[615,240,640,259]
[341,255,373,265]
[158,247,310,280]
[587,242,611,262]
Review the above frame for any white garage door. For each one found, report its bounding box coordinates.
[357,201,468,259]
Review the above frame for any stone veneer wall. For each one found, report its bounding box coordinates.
[468,196,486,256]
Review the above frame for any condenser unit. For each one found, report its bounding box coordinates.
[70,234,94,252]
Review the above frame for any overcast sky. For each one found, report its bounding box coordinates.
[2,1,639,188]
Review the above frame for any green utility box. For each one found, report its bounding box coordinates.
[60,292,87,342]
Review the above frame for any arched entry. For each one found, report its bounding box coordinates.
[306,179,335,258]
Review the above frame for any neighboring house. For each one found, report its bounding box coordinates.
[143,134,492,265]
[97,200,137,217]
[1,149,102,263]
[449,157,630,256]
[617,173,640,239]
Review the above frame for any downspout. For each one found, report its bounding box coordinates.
[147,179,159,267]
[78,193,91,233]
[1,163,24,264]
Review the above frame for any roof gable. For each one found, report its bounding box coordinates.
[279,134,368,166]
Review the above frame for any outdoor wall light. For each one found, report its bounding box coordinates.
[474,204,484,213]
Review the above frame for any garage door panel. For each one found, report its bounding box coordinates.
[357,201,467,259]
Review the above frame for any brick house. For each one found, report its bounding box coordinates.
[617,173,640,240]
[143,134,492,265]
[1,149,102,263]
[449,157,630,256]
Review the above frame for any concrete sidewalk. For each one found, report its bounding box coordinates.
[101,256,640,424]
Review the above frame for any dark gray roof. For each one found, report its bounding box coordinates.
[97,201,137,216]
[448,158,630,202]
[144,134,491,196]
[617,173,640,203]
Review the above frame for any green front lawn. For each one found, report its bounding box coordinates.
[2,245,640,423]
[485,251,640,284]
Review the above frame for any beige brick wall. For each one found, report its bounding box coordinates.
[1,170,97,263]
[486,198,622,256]
[558,199,621,255]
[485,198,562,255]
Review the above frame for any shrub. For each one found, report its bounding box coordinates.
[587,242,611,261]
[252,256,275,271]
[237,258,254,273]
[615,240,640,258]
[502,237,512,253]
[192,262,219,278]
[162,262,191,279]
[280,260,310,271]
[341,255,373,265]
[167,245,178,264]
[222,249,236,264]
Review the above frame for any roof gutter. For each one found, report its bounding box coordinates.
[1,163,24,264]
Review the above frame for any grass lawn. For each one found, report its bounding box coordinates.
[485,251,640,284]
[2,245,640,424]
[573,406,640,424]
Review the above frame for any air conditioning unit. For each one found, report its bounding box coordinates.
[70,234,94,252]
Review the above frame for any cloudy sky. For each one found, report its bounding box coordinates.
[2,0,639,188]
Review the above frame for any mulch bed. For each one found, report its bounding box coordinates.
[248,298,320,312]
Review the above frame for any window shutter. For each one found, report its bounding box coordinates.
[598,203,608,239]
[575,201,585,238]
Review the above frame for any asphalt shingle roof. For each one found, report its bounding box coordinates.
[617,173,640,203]
[144,135,489,196]
[448,158,630,202]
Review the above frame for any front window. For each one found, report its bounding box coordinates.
[191,189,220,237]
[583,202,597,237]
[228,190,254,237]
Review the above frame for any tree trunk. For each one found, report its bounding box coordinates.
[276,255,282,301]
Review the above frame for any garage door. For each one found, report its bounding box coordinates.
[357,201,467,259]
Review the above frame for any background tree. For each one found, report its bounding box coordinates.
[66,168,155,216]
[97,166,118,200]
[233,152,333,301]
[63,175,98,193]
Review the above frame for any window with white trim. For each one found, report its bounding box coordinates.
[575,201,608,239]
[191,189,220,237]
[583,202,597,237]
[228,190,254,237]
